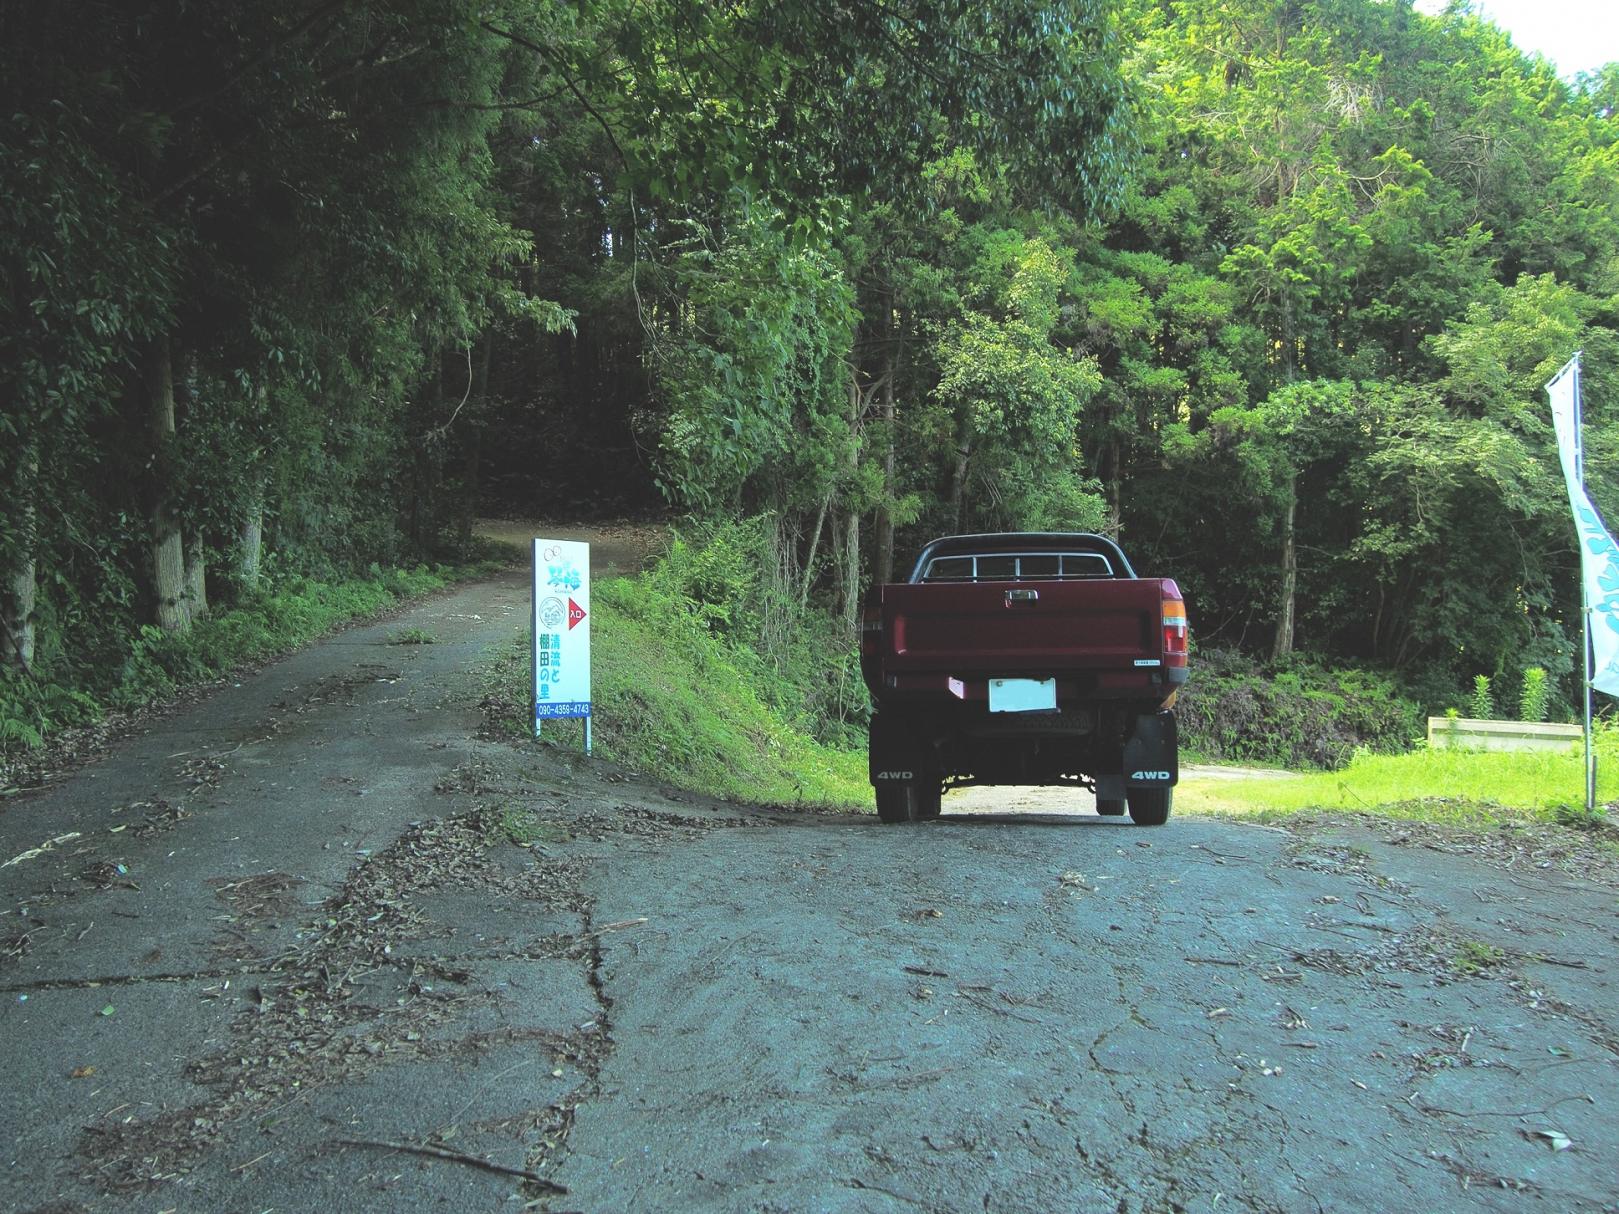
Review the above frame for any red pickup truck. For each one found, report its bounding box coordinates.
[860,533,1188,825]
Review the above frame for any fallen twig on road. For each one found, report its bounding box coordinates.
[1190,844,1252,860]
[334,1138,567,1192]
[588,916,648,935]
[1527,954,1590,970]
[1407,1092,1594,1120]
[954,987,1044,1024]
[3,831,83,868]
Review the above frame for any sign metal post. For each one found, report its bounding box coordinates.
[1573,358,1597,815]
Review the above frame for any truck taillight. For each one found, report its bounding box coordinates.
[1161,582,1188,667]
[860,604,883,657]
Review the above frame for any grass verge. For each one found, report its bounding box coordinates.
[1,550,507,778]
[479,576,869,810]
[1180,738,1619,828]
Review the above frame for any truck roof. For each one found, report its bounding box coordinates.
[907,532,1137,583]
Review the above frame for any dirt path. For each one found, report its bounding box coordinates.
[2,538,1616,1212]
[474,516,669,576]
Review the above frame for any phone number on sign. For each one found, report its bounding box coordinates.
[535,701,591,720]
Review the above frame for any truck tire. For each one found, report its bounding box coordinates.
[1095,797,1126,817]
[876,783,921,823]
[918,782,943,821]
[1126,787,1172,826]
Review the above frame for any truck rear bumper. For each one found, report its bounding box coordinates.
[869,706,1179,790]
[878,669,1182,702]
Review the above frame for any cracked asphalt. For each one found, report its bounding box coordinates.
[3,552,1618,1212]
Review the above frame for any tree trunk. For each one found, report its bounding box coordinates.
[184,532,208,620]
[458,335,492,554]
[1104,436,1122,536]
[838,379,863,632]
[948,401,974,532]
[1,445,37,671]
[240,494,264,591]
[411,352,445,555]
[873,293,898,587]
[1280,293,1297,384]
[2,554,36,673]
[239,383,268,591]
[1271,475,1297,660]
[799,492,831,609]
[145,336,189,633]
[840,506,860,635]
[459,422,483,556]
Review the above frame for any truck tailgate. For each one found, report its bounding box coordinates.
[881,579,1166,674]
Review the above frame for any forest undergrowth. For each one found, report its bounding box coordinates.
[0,549,505,785]
[480,521,870,808]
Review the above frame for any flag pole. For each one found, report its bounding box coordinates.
[1573,355,1596,814]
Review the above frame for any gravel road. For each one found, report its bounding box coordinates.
[2,552,1616,1213]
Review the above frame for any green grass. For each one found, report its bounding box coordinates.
[481,576,869,810]
[387,626,438,645]
[1180,739,1618,826]
[1452,938,1507,975]
[104,566,455,713]
[488,803,570,847]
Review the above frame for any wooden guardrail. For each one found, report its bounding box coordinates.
[1427,717,1582,753]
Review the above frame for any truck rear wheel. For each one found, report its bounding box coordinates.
[1095,797,1126,817]
[1126,787,1172,826]
[918,782,942,821]
[876,783,921,823]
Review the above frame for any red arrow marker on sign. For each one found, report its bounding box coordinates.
[568,599,587,630]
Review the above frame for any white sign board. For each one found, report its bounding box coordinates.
[532,538,591,727]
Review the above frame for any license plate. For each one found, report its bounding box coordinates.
[988,678,1057,713]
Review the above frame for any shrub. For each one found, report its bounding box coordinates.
[1519,667,1549,723]
[1470,674,1494,720]
[1176,648,1424,770]
[641,517,870,746]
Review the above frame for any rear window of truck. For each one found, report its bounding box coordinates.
[920,552,1114,582]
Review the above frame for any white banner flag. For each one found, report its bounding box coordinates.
[1547,357,1619,696]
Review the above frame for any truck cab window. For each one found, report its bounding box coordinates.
[1060,554,1112,578]
[923,556,974,581]
[921,549,1115,582]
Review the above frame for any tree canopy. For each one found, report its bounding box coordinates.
[3,0,1616,720]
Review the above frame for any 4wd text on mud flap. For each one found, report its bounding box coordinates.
[875,770,915,780]
[1131,770,1172,781]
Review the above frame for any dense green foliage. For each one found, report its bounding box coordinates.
[1103,9,1619,694]
[1177,648,1426,768]
[4,0,1618,772]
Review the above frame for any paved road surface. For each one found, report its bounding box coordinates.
[2,566,1616,1212]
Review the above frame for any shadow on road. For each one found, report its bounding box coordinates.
[930,812,1129,827]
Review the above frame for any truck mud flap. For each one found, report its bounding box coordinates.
[1123,710,1178,787]
[869,713,931,785]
